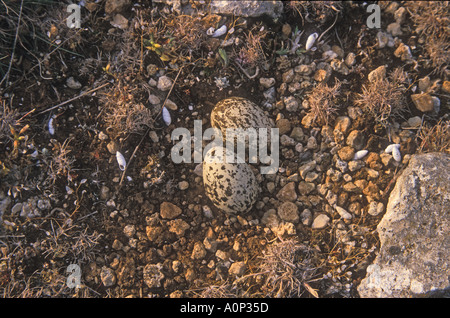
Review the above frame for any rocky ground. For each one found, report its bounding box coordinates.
[0,1,448,298]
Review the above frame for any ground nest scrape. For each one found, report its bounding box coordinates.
[0,1,448,298]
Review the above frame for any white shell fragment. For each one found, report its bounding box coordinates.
[162,106,171,126]
[116,151,126,171]
[334,205,353,220]
[206,27,215,36]
[353,150,368,160]
[212,25,227,38]
[432,96,440,112]
[48,115,55,135]
[385,143,400,153]
[392,145,401,162]
[305,32,318,51]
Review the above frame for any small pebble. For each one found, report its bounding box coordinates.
[311,214,330,229]
[178,181,189,190]
[66,77,82,89]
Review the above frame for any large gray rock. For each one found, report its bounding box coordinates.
[209,0,284,19]
[154,0,284,19]
[358,153,450,297]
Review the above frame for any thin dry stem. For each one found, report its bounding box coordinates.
[308,79,341,126]
[416,120,450,154]
[355,68,408,126]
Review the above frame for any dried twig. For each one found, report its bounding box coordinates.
[157,66,184,117]
[117,67,183,191]
[317,10,340,44]
[0,0,23,88]
[234,60,260,79]
[35,82,111,115]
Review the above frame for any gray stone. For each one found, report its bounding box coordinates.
[368,66,386,83]
[66,77,82,89]
[229,261,247,276]
[100,266,116,287]
[311,214,330,229]
[260,77,275,88]
[191,242,207,260]
[148,94,161,105]
[280,135,295,146]
[298,181,315,195]
[111,13,128,29]
[300,209,313,226]
[346,130,365,150]
[411,93,435,112]
[105,0,131,14]
[345,52,356,67]
[407,116,422,127]
[11,203,22,215]
[261,209,280,229]
[178,181,189,190]
[326,190,338,206]
[167,219,190,236]
[348,160,365,172]
[394,43,413,61]
[160,202,182,219]
[358,153,450,297]
[263,87,276,102]
[334,206,352,220]
[306,136,318,150]
[387,22,402,36]
[335,159,348,173]
[143,263,165,288]
[277,201,299,223]
[123,224,136,238]
[290,127,304,141]
[157,75,173,91]
[284,96,299,112]
[376,31,394,49]
[304,171,319,183]
[282,69,294,83]
[334,116,352,135]
[266,182,275,193]
[209,0,284,19]
[367,201,384,216]
[276,182,297,202]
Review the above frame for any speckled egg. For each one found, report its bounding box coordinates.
[211,97,274,139]
[203,146,260,214]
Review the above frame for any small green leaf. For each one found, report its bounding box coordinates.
[275,47,289,55]
[218,48,228,67]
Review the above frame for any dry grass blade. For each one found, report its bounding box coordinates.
[0,0,23,88]
[405,1,450,75]
[235,25,268,68]
[354,68,408,126]
[0,99,19,141]
[416,119,450,154]
[307,79,341,126]
[256,238,321,298]
[47,138,75,184]
[36,82,110,115]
